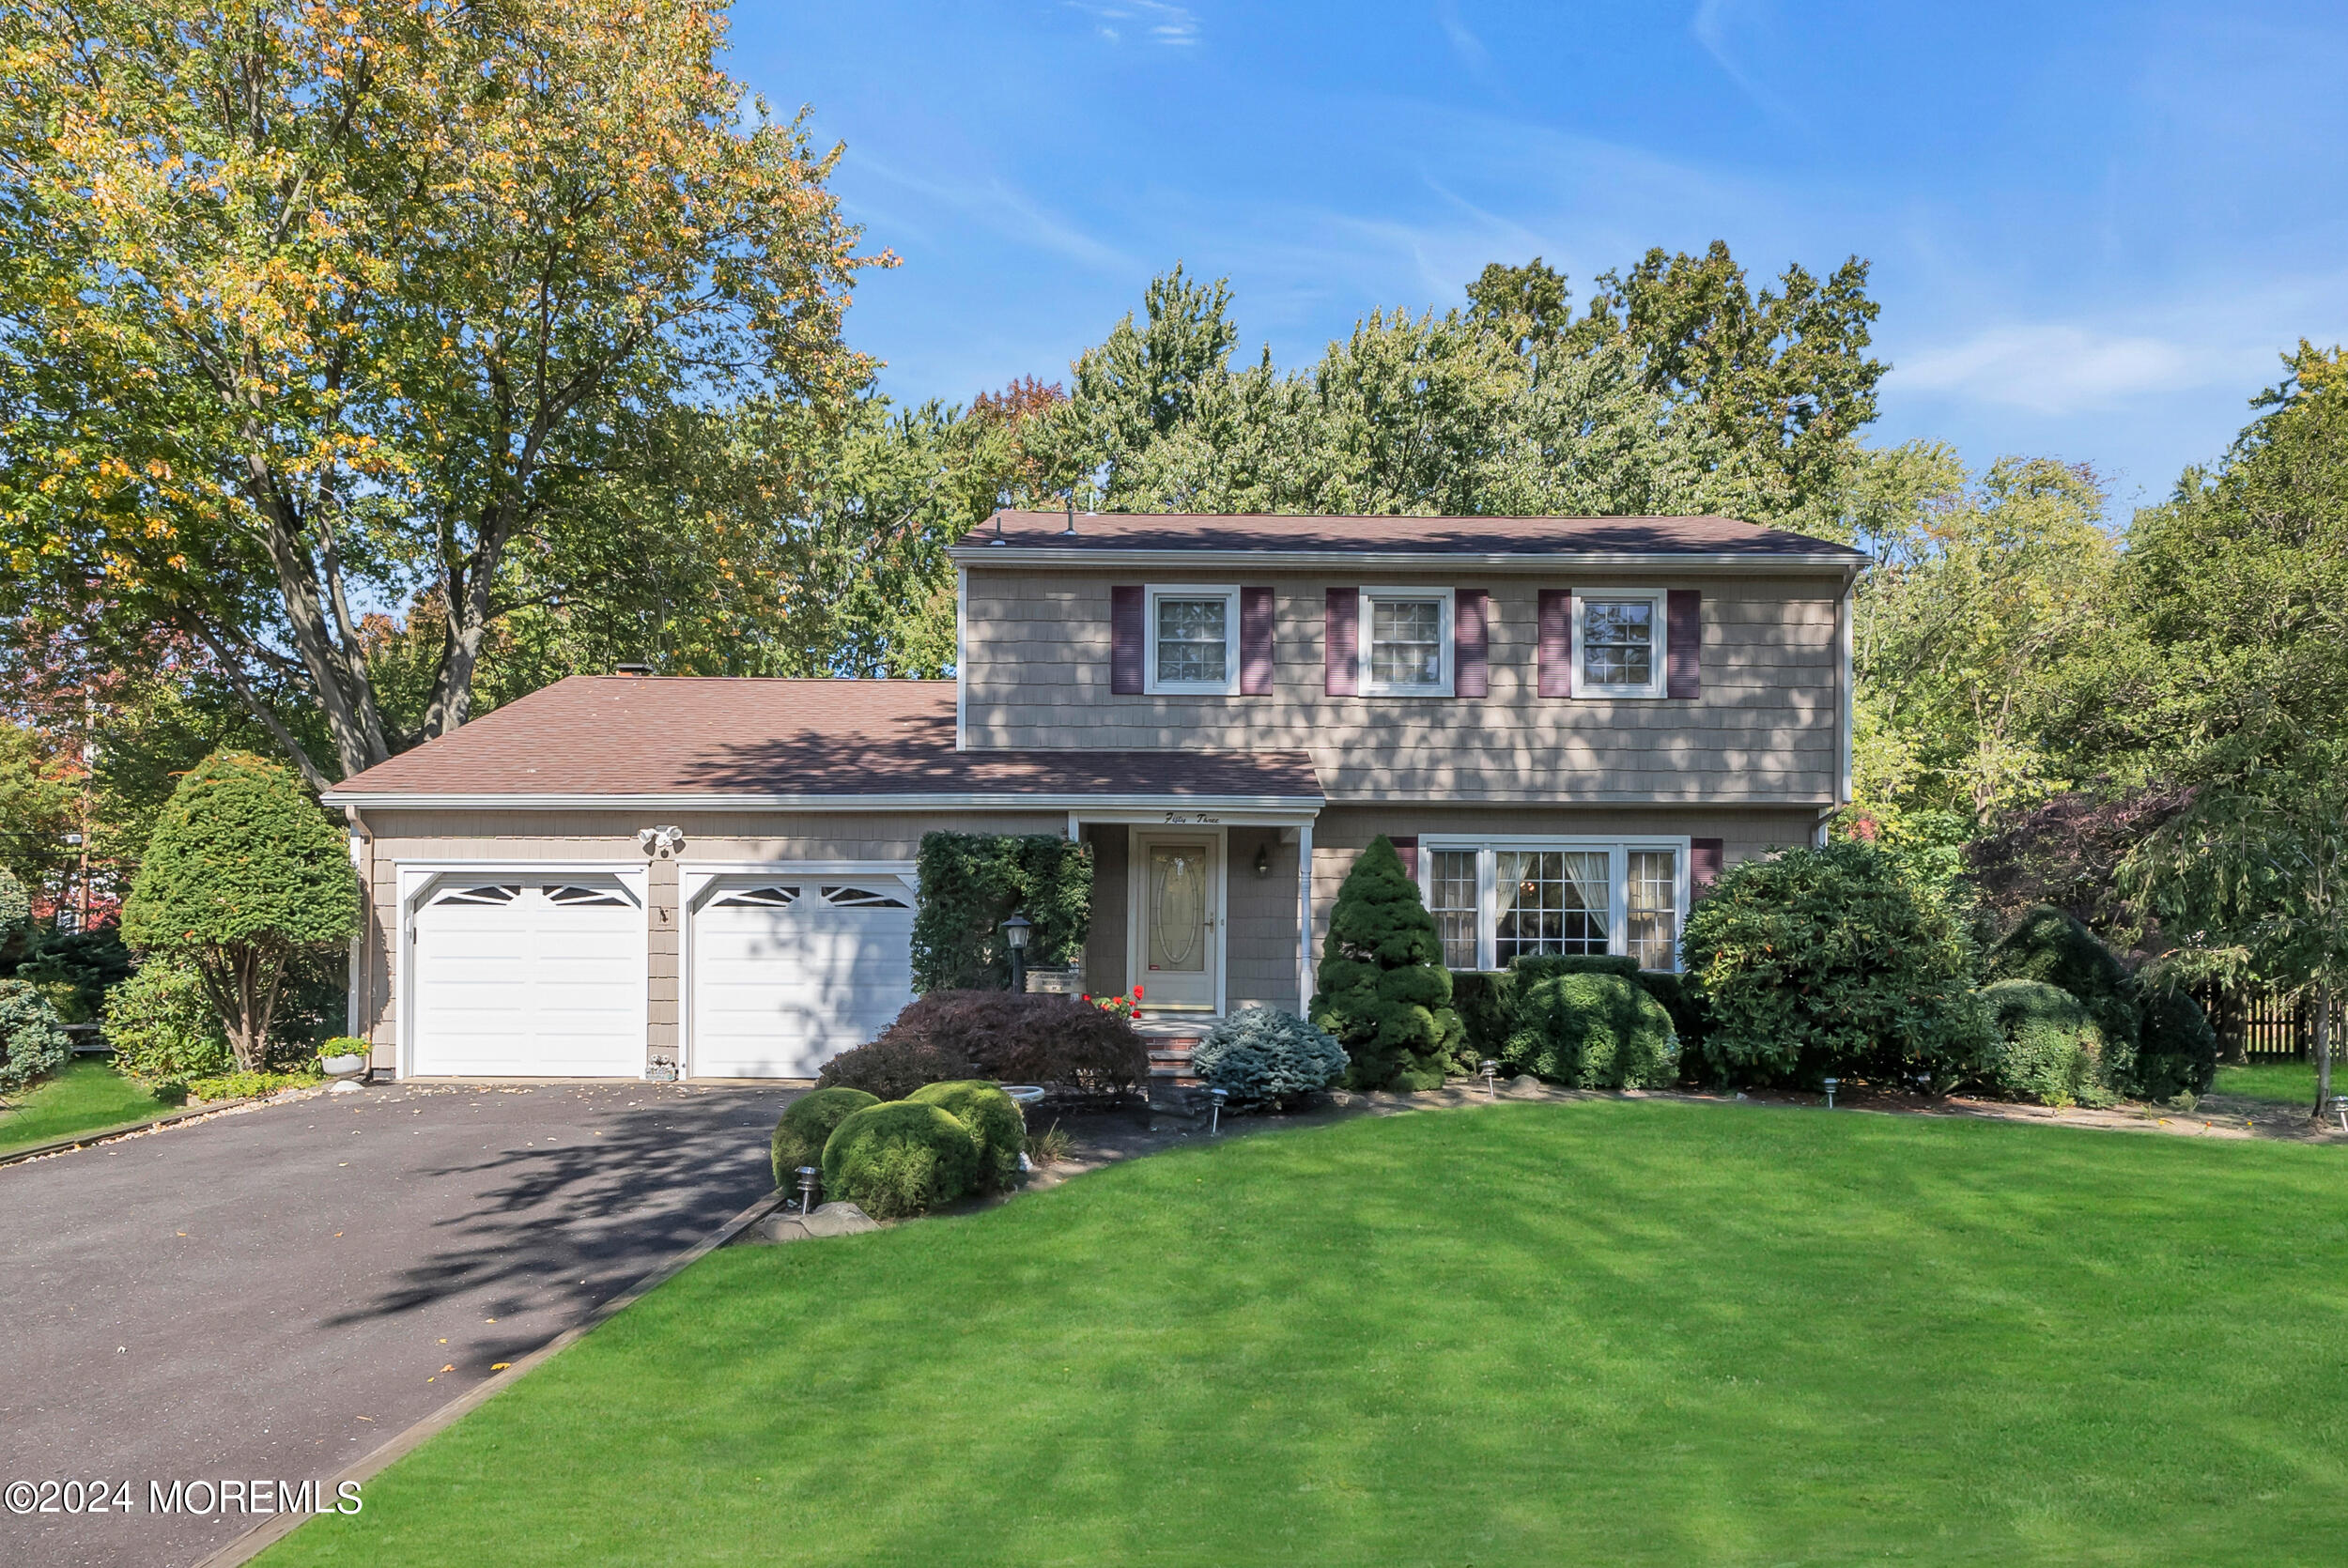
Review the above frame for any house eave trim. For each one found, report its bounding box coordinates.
[950,546,1862,572]
[320,790,1328,813]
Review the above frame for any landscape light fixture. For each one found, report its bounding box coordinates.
[1822,1077,1840,1110]
[1209,1087,1228,1136]
[795,1165,820,1214]
[1001,913,1033,994]
[2333,1095,2348,1133]
[1480,1058,1500,1099]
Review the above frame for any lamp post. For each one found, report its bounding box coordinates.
[1480,1059,1500,1099]
[1001,913,1033,994]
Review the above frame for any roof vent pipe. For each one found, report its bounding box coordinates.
[1063,498,1077,535]
[989,509,1007,546]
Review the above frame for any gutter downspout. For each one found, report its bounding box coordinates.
[343,805,378,1077]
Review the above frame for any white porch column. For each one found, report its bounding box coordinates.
[1296,818,1316,1010]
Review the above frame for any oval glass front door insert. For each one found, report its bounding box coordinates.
[1148,846,1206,972]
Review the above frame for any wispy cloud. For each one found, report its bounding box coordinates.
[1691,0,1805,128]
[1065,1,1199,48]
[1897,325,2206,415]
[852,154,1137,272]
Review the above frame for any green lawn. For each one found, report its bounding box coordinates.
[2213,1060,2323,1107]
[262,1100,2348,1567]
[0,1056,169,1154]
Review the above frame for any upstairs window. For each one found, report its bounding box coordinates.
[1576,592,1667,698]
[1359,588,1453,696]
[1146,586,1239,695]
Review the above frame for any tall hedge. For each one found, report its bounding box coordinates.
[1311,836,1463,1091]
[119,752,360,1071]
[1682,838,1996,1087]
[910,832,1092,992]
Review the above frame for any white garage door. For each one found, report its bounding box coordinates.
[690,878,917,1078]
[411,878,645,1077]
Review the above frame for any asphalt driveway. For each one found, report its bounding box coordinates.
[0,1080,797,1568]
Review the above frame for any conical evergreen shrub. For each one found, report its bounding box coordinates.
[1311,836,1463,1090]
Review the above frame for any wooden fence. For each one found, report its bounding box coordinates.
[2194,985,2346,1062]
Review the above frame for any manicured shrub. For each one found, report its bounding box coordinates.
[120,752,360,1071]
[2137,985,2218,1100]
[1985,905,2142,1087]
[815,1028,968,1100]
[1192,1007,1348,1110]
[101,955,234,1092]
[907,1080,1026,1191]
[1682,838,1998,1088]
[772,1086,879,1187]
[0,976,70,1093]
[185,1068,318,1102]
[1312,836,1464,1090]
[1503,969,1679,1088]
[910,832,1093,992]
[1982,978,2114,1108]
[1450,959,1707,1076]
[820,1099,981,1219]
[819,992,1148,1099]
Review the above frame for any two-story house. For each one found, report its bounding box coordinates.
[323,511,1861,1082]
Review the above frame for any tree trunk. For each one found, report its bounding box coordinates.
[2317,981,2334,1123]
[198,944,291,1074]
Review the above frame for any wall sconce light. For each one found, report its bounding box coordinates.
[1253,843,1272,878]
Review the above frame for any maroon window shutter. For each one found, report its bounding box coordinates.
[1391,835,1418,879]
[1110,586,1144,695]
[1324,588,1358,696]
[1691,838,1724,896]
[1454,590,1489,698]
[1241,587,1275,695]
[1667,590,1702,699]
[1537,589,1572,698]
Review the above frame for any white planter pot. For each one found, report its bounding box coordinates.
[319,1053,366,1080]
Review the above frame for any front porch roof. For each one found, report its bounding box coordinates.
[323,675,1322,813]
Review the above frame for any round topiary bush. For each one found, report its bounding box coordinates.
[772,1086,880,1188]
[1985,906,2141,1088]
[906,1080,1026,1191]
[820,1099,981,1219]
[101,955,234,1094]
[1982,978,2113,1108]
[0,976,70,1093]
[1192,1007,1348,1110]
[1503,969,1679,1088]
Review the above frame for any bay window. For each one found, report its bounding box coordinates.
[1417,838,1690,972]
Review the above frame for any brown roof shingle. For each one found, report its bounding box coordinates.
[955,510,1864,558]
[325,677,1321,803]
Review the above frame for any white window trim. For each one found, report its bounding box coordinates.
[1143,583,1242,696]
[1572,588,1669,699]
[1357,585,1455,697]
[1418,836,1691,973]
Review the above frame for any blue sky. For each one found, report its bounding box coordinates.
[730,2,2348,514]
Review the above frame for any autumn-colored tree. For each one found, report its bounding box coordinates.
[0,0,883,787]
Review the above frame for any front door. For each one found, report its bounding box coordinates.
[1132,831,1221,1011]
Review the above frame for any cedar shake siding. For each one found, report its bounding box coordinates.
[958,569,1846,805]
